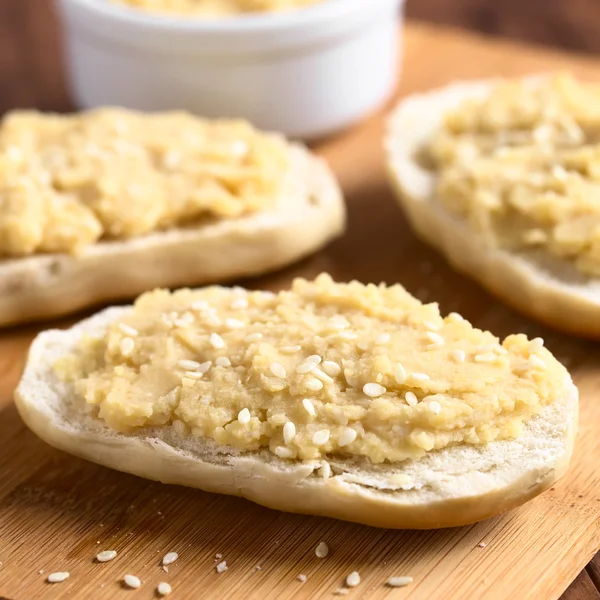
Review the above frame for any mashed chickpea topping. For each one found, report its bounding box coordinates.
[56,274,567,464]
[0,109,287,258]
[109,0,325,17]
[429,73,600,277]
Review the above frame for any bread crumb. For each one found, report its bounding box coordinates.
[216,561,228,574]
[346,571,360,587]
[254,565,262,571]
[334,589,349,596]
[297,574,307,583]
[315,542,329,558]
[477,542,487,548]
[162,566,169,573]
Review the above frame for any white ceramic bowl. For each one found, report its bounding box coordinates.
[56,0,404,139]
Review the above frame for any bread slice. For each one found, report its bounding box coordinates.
[0,143,344,327]
[385,77,600,338]
[15,303,578,530]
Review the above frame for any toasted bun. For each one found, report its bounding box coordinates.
[385,77,600,338]
[15,305,578,529]
[0,144,344,327]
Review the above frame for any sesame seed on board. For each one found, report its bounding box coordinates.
[157,582,172,596]
[387,576,413,587]
[47,572,69,583]
[346,571,361,588]
[162,552,179,566]
[297,574,307,583]
[123,574,141,589]
[96,550,117,562]
[315,542,329,558]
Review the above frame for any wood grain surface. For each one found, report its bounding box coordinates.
[0,15,599,600]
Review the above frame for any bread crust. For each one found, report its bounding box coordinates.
[14,305,578,530]
[0,144,345,327]
[385,78,600,338]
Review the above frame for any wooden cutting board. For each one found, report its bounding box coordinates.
[0,22,599,600]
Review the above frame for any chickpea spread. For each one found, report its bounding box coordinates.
[56,275,567,464]
[0,109,287,258]
[109,0,325,17]
[429,73,600,277]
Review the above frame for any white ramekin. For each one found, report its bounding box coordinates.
[56,0,404,139]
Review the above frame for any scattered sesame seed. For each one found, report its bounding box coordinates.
[270,362,287,379]
[225,318,245,330]
[322,361,341,376]
[274,446,294,458]
[306,355,322,364]
[196,361,211,374]
[451,349,466,363]
[312,429,330,446]
[338,331,358,340]
[123,574,141,589]
[283,421,296,445]
[346,571,361,587]
[338,427,357,446]
[281,345,302,354]
[315,542,329,558]
[529,355,547,369]
[216,561,228,574]
[405,392,418,406]
[297,574,307,583]
[410,372,430,381]
[245,333,263,342]
[312,368,334,384]
[215,357,231,367]
[426,331,445,346]
[357,341,370,351]
[297,362,316,374]
[191,300,209,311]
[39,570,45,575]
[305,378,324,391]
[428,401,442,415]
[529,337,545,353]
[478,542,487,548]
[474,353,497,363]
[393,363,407,385]
[320,460,331,479]
[238,408,251,424]
[302,399,316,416]
[96,550,117,562]
[178,359,201,371]
[162,552,179,566]
[423,320,441,330]
[183,371,204,380]
[119,337,135,356]
[163,566,169,573]
[230,297,248,310]
[47,572,69,583]
[210,333,225,349]
[375,333,391,345]
[157,582,172,596]
[387,576,413,588]
[119,323,138,336]
[363,382,386,398]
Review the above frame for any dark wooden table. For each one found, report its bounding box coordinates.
[0,2,598,598]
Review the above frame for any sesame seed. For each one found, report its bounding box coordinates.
[274,446,294,458]
[296,362,316,374]
[410,372,430,381]
[245,333,263,342]
[119,337,135,356]
[448,312,465,323]
[405,391,418,406]
[315,542,329,558]
[529,355,547,369]
[423,320,441,330]
[281,345,302,354]
[198,361,212,374]
[183,371,203,380]
[230,297,248,310]
[123,574,141,589]
[163,566,169,573]
[388,473,411,486]
[322,361,341,376]
[96,550,117,562]
[387,576,413,588]
[478,542,487,548]
[118,323,138,336]
[238,408,251,424]
[269,362,287,379]
[451,349,466,363]
[305,378,324,391]
[312,429,330,446]
[210,333,225,349]
[363,383,386,398]
[426,331,445,346]
[297,574,307,583]
[320,460,331,479]
[328,317,349,330]
[302,399,316,416]
[375,333,391,345]
[215,357,231,367]
[429,401,442,415]
[529,337,545,353]
[178,359,201,371]
[191,300,209,311]
[357,341,370,351]
[162,552,179,566]
[306,355,322,364]
[312,368,334,384]
[225,318,245,329]
[338,427,357,446]
[338,331,358,340]
[47,572,69,583]
[394,363,407,384]
[283,421,296,445]
[346,571,361,588]
[216,561,228,574]
[474,353,497,363]
[157,582,172,596]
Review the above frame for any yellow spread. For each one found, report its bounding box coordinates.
[0,109,287,258]
[109,0,326,17]
[56,274,567,464]
[429,73,600,277]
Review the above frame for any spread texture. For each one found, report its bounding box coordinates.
[56,274,568,464]
[0,109,287,257]
[428,73,600,277]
